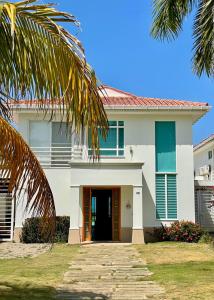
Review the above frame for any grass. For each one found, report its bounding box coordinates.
[0,244,79,300]
[136,242,214,300]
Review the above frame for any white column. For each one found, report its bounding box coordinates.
[68,185,81,244]
[132,185,144,244]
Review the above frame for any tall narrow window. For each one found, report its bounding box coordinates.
[155,121,176,172]
[155,122,177,220]
[88,121,124,157]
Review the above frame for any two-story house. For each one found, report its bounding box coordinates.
[3,86,209,243]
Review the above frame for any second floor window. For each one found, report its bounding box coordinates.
[88,121,124,157]
[208,150,212,160]
[29,121,72,167]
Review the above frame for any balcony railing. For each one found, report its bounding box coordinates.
[31,146,83,168]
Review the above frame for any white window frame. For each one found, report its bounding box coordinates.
[88,121,125,157]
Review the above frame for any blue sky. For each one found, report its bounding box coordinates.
[46,0,213,144]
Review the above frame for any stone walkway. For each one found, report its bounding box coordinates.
[57,243,164,300]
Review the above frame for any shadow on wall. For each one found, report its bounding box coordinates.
[0,282,109,299]
[142,173,162,242]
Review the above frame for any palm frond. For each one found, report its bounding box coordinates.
[0,116,56,238]
[0,0,108,151]
[193,0,214,77]
[151,0,197,40]
[0,91,12,121]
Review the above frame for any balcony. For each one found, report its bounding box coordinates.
[31,145,83,168]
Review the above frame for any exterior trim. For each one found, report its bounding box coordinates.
[70,162,144,167]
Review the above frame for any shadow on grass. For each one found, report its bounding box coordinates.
[0,282,109,300]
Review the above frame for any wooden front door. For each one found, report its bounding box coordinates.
[83,187,121,242]
[112,188,121,241]
[83,187,91,241]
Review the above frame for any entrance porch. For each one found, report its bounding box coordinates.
[68,162,144,244]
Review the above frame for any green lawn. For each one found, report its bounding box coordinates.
[0,244,79,300]
[136,242,214,300]
[1,242,214,300]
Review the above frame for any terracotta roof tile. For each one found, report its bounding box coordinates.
[11,85,209,108]
[103,96,208,107]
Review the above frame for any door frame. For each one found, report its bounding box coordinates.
[82,186,121,242]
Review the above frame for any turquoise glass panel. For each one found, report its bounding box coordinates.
[155,121,176,172]
[167,174,177,219]
[100,150,117,156]
[119,128,124,149]
[99,128,117,148]
[118,150,124,156]
[156,174,166,219]
[108,121,117,126]
[118,121,124,126]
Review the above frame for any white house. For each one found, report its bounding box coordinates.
[194,135,214,181]
[1,86,209,243]
[194,135,214,232]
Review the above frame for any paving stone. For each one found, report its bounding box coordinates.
[56,243,165,300]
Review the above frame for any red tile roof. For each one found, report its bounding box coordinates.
[11,85,209,108]
[100,86,209,107]
[102,96,208,107]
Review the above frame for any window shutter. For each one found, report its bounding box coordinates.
[156,174,166,219]
[167,174,177,219]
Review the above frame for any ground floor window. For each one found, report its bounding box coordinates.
[156,174,177,220]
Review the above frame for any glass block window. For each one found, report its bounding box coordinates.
[88,121,124,157]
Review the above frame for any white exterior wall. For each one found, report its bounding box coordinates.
[121,186,133,228]
[14,111,195,230]
[194,142,214,180]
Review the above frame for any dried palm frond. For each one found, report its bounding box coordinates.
[0,116,55,238]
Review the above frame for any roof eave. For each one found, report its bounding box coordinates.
[194,135,214,152]
[103,105,211,111]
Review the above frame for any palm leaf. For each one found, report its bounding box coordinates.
[193,0,214,76]
[0,0,108,236]
[151,0,213,77]
[151,0,196,40]
[0,116,56,238]
[0,0,108,150]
